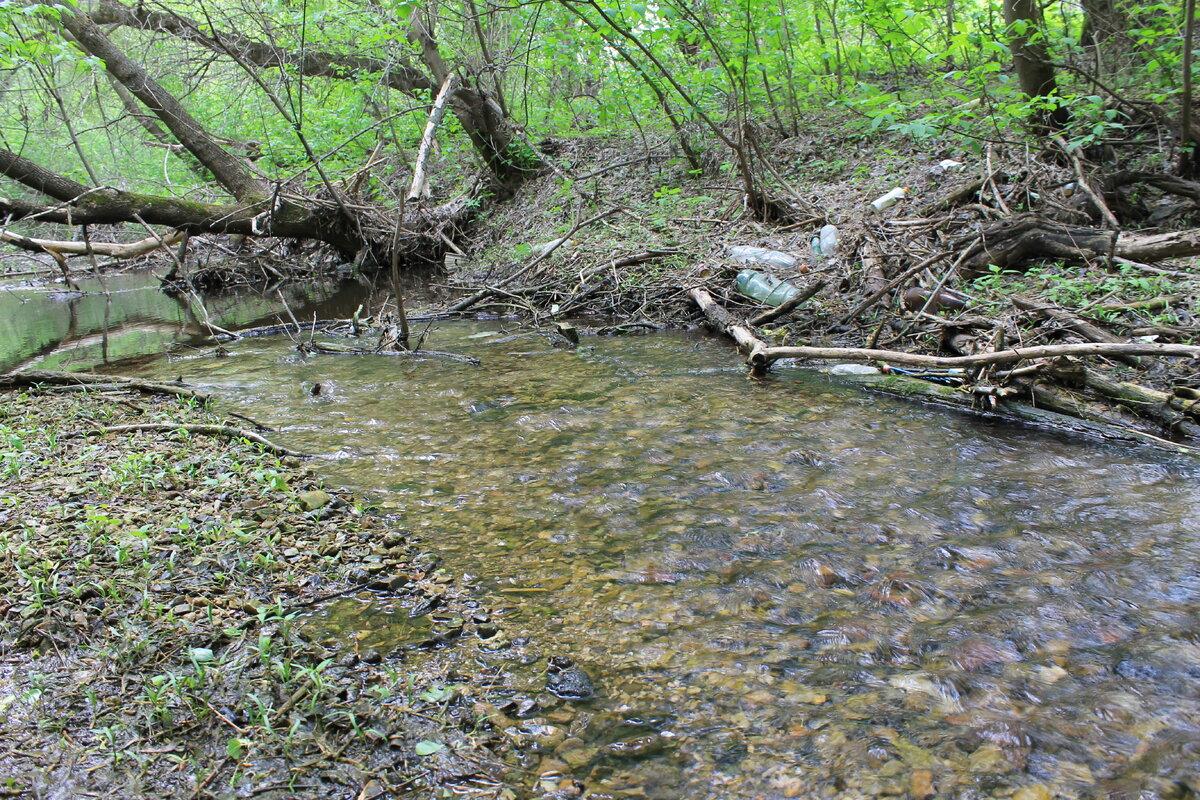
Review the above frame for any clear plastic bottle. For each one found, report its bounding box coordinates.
[736,269,801,306]
[818,224,839,257]
[727,246,796,270]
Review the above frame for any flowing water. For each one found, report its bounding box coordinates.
[6,277,1200,798]
[117,320,1200,799]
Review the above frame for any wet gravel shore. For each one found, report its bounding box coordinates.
[0,386,529,799]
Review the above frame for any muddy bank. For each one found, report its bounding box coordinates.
[0,385,536,798]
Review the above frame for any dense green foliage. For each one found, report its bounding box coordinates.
[0,0,1192,200]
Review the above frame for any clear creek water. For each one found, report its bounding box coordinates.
[112,318,1200,800]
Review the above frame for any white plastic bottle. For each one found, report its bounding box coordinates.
[818,224,839,257]
[869,187,908,212]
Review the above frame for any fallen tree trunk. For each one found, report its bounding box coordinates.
[751,341,1200,370]
[964,213,1200,274]
[826,369,1196,454]
[0,370,209,401]
[0,145,474,264]
[689,286,1199,454]
[1048,361,1200,438]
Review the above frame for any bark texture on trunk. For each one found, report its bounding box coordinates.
[1003,0,1069,129]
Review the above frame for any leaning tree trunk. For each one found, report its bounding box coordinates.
[90,0,542,193]
[406,7,542,191]
[1004,0,1070,131]
[59,9,266,202]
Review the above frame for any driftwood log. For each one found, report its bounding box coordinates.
[689,286,1200,454]
[688,287,769,373]
[963,213,1200,274]
[749,342,1200,370]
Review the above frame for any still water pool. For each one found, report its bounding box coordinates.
[112,318,1200,799]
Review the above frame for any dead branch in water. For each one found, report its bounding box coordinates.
[299,340,481,365]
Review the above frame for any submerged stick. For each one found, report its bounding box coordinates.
[302,340,481,365]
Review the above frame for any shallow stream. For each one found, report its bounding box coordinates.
[5,275,1200,798]
[130,319,1200,799]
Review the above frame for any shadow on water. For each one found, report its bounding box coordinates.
[30,307,1200,798]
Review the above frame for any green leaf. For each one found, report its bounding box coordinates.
[419,685,454,703]
[227,737,252,759]
[415,740,445,756]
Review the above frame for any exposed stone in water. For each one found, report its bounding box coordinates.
[547,656,595,699]
[1012,785,1053,800]
[605,733,670,759]
[910,769,934,799]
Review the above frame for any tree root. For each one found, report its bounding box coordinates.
[962,213,1200,275]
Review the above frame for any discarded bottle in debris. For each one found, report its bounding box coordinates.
[818,224,839,257]
[736,269,801,306]
[869,187,908,212]
[727,245,796,270]
[902,287,969,313]
[829,363,881,375]
[531,237,577,258]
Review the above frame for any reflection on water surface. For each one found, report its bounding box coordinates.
[125,320,1200,799]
